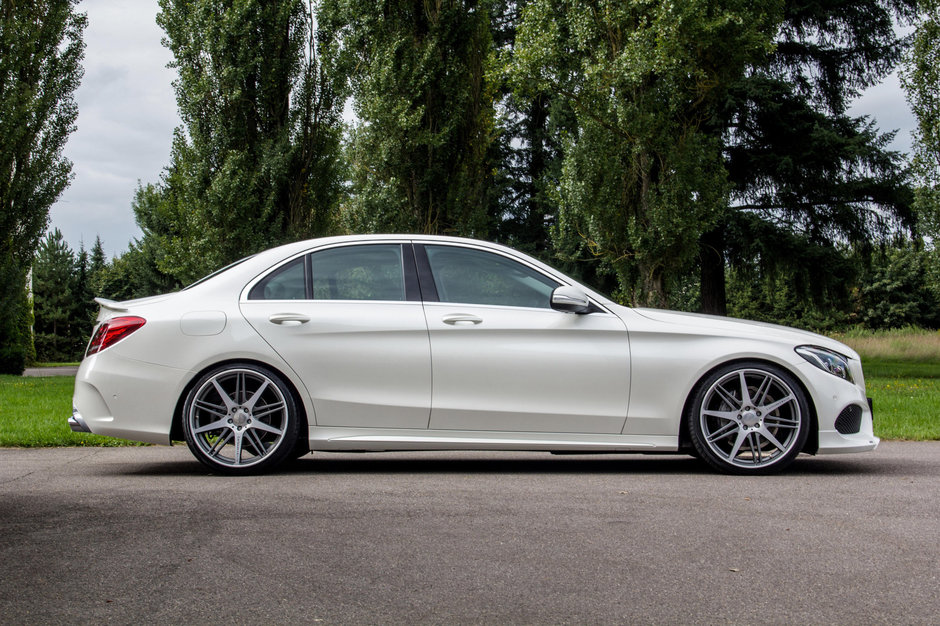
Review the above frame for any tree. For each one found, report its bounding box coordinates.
[490,0,573,262]
[94,239,179,302]
[901,0,940,240]
[699,0,917,316]
[0,0,85,372]
[0,262,34,372]
[511,0,781,307]
[87,235,107,300]
[856,241,940,328]
[73,240,96,338]
[138,0,346,284]
[32,229,79,361]
[327,0,501,237]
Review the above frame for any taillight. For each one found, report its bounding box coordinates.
[86,316,146,356]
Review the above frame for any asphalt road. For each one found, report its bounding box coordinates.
[1,443,938,624]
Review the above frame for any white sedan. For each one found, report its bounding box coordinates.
[70,235,878,475]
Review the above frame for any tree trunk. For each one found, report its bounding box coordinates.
[699,227,727,315]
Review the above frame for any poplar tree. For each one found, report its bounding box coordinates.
[326,0,500,236]
[901,0,940,240]
[511,0,781,306]
[137,0,346,284]
[0,0,85,372]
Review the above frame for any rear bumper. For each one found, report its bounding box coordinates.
[72,352,189,445]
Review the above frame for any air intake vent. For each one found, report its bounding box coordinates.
[835,405,863,434]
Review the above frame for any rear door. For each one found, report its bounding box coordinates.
[240,242,431,429]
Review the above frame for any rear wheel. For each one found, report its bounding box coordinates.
[688,362,809,475]
[183,363,300,475]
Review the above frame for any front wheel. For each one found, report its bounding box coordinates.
[183,364,300,475]
[688,362,810,475]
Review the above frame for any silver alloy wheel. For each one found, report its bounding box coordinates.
[187,368,290,469]
[698,367,803,470]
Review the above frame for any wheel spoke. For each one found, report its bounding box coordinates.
[244,381,270,410]
[739,371,758,407]
[727,429,748,461]
[236,372,245,405]
[758,426,787,452]
[251,401,286,421]
[705,420,739,444]
[246,429,267,456]
[194,398,228,418]
[713,383,741,410]
[703,408,738,421]
[763,417,799,429]
[211,379,237,412]
[747,433,760,464]
[233,430,244,465]
[208,430,233,456]
[752,375,773,406]
[250,420,284,436]
[194,417,229,435]
[760,394,796,415]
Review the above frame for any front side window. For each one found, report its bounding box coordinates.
[311,245,405,301]
[424,245,558,308]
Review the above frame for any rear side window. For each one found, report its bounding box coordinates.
[247,245,406,301]
[248,257,307,300]
[311,245,405,301]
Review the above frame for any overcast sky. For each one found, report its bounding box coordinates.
[48,0,917,256]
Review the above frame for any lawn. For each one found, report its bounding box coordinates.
[0,375,140,447]
[836,328,940,441]
[1,328,937,446]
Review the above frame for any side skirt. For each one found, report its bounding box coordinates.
[308,427,678,453]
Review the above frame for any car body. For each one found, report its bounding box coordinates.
[70,234,878,474]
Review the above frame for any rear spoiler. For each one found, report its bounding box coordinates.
[94,297,129,313]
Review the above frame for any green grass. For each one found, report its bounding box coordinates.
[0,375,142,447]
[2,329,938,445]
[834,328,940,441]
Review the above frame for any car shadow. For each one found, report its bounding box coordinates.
[98,450,905,478]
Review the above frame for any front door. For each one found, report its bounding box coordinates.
[418,244,630,434]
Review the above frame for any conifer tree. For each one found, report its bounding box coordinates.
[700,0,916,316]
[33,229,77,362]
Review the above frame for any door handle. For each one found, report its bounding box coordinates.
[268,313,310,326]
[442,313,483,326]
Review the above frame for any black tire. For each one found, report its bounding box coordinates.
[182,363,300,475]
[687,361,810,475]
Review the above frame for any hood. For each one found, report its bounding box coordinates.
[630,308,859,359]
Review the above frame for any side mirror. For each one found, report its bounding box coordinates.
[551,286,592,314]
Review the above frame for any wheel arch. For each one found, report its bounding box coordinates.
[677,357,819,454]
[169,358,310,447]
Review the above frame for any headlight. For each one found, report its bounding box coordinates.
[796,346,854,382]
